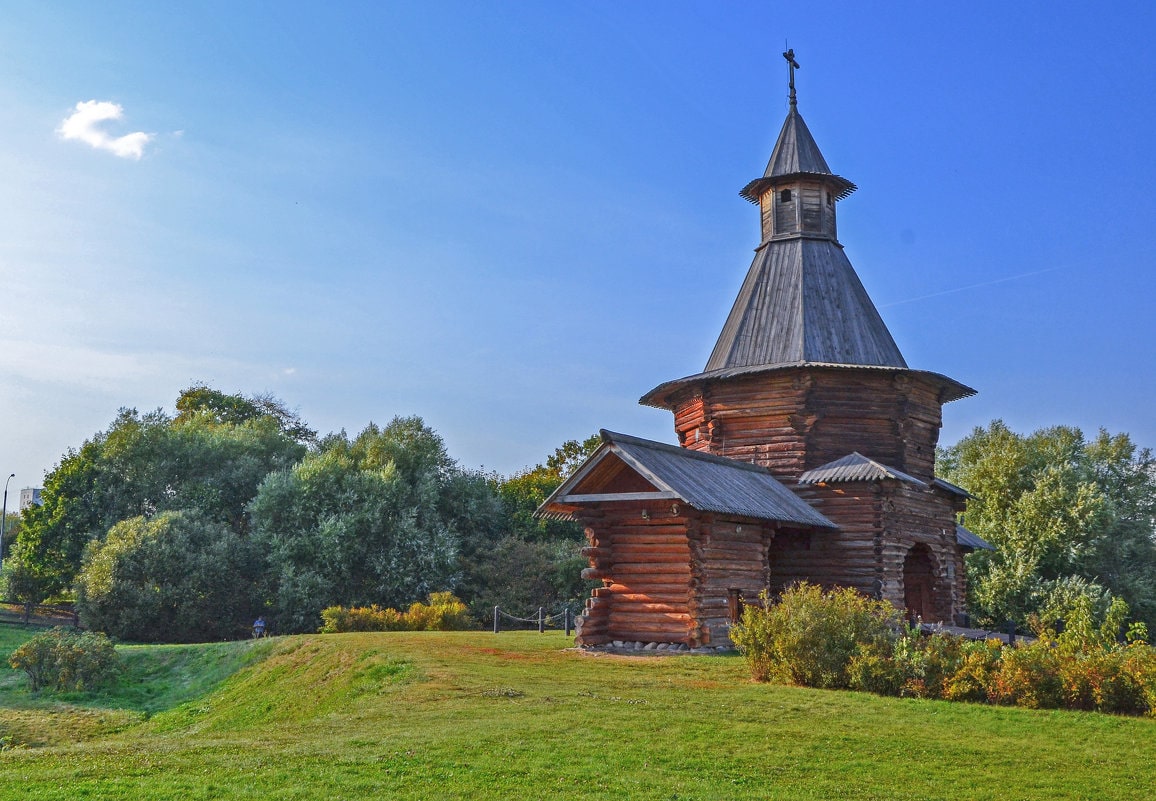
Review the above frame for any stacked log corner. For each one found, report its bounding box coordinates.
[573,504,776,648]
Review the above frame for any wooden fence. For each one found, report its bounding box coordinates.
[0,601,80,629]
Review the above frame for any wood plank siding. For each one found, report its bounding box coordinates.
[671,368,944,483]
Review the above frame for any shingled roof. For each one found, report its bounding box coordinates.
[538,430,836,529]
[640,362,975,410]
[639,96,983,407]
[740,106,856,203]
[704,236,907,372]
[956,524,995,552]
[797,452,927,487]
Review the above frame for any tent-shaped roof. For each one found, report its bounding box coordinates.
[640,98,979,405]
[797,452,927,487]
[932,477,975,499]
[704,237,908,372]
[538,430,836,529]
[740,107,856,203]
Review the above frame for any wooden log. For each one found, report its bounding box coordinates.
[607,581,691,594]
[610,592,690,604]
[580,546,611,560]
[612,603,690,615]
[612,563,692,575]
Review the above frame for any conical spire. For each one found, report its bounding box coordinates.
[740,107,856,203]
[741,51,855,203]
[708,55,903,373]
[703,237,907,371]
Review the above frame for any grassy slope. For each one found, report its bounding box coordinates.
[0,630,1152,800]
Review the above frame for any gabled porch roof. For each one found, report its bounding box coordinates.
[538,430,836,529]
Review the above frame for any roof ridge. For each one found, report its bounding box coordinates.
[599,429,771,475]
[798,451,927,487]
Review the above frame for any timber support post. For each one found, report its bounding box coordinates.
[493,606,500,634]
[538,607,545,633]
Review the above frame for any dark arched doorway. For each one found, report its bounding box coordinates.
[902,544,937,622]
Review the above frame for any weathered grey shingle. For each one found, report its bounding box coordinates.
[956,524,994,551]
[539,430,836,529]
[798,452,927,487]
[740,107,856,202]
[705,237,907,372]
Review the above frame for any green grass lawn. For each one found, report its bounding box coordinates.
[0,628,1153,800]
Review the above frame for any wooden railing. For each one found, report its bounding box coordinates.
[0,601,80,629]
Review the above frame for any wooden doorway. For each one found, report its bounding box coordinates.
[902,544,937,622]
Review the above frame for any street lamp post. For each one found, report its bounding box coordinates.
[1,473,14,571]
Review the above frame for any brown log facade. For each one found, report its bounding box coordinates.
[541,66,990,649]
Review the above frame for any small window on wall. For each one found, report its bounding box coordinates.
[728,588,744,624]
[826,192,833,207]
[780,188,792,203]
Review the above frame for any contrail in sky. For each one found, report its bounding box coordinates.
[878,267,1059,308]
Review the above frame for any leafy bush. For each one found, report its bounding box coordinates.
[941,639,1002,703]
[320,593,474,633]
[320,605,405,633]
[736,581,1156,716]
[731,583,903,689]
[987,640,1065,708]
[847,642,905,696]
[76,510,265,643]
[8,628,120,692]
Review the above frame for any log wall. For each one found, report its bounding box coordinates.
[764,481,967,623]
[671,368,944,482]
[784,482,885,597]
[571,364,972,644]
[572,504,778,647]
[879,484,968,622]
[573,504,695,646]
[689,515,775,646]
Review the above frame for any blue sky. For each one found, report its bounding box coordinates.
[1,2,1154,490]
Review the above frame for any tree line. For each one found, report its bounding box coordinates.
[939,420,1156,632]
[4,387,1151,642]
[2,386,597,641]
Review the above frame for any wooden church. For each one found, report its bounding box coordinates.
[540,53,992,649]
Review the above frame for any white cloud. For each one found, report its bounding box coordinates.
[58,100,153,159]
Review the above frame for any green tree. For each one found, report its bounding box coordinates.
[940,421,1156,629]
[76,510,265,643]
[175,384,317,444]
[250,418,460,633]
[456,435,600,617]
[1,512,19,562]
[8,388,307,604]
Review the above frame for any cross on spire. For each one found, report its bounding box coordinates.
[783,48,800,107]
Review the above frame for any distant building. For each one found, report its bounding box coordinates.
[19,488,42,511]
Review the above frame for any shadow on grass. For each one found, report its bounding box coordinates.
[70,638,280,716]
[0,631,279,747]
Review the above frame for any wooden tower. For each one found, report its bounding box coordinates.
[542,53,991,648]
[639,52,979,623]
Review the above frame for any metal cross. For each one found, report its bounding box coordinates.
[783,48,800,107]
